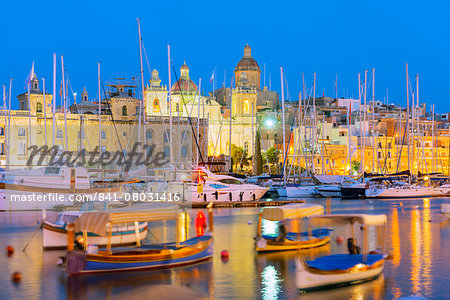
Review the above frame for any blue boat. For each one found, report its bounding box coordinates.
[64,203,214,275]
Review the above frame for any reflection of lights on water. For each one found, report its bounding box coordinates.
[262,219,278,235]
[261,265,283,300]
[423,198,430,209]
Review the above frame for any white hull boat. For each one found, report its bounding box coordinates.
[43,210,147,250]
[286,186,318,198]
[0,166,122,211]
[189,167,267,202]
[296,254,386,292]
[365,186,435,198]
[317,186,341,198]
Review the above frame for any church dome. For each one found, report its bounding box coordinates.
[171,78,198,94]
[172,62,198,95]
[235,44,260,72]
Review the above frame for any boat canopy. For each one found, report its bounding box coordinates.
[312,175,350,185]
[74,203,181,236]
[309,214,387,226]
[261,203,324,221]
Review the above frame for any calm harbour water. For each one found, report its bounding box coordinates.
[0,197,449,300]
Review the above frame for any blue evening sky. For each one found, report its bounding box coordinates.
[0,0,449,112]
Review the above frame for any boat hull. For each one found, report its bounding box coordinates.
[296,256,385,292]
[256,235,330,252]
[317,187,341,198]
[43,221,148,250]
[286,186,318,198]
[67,236,213,275]
[365,187,435,198]
[340,186,366,199]
[190,185,268,202]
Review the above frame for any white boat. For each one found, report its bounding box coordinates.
[365,184,435,198]
[296,214,388,292]
[317,186,341,198]
[189,167,268,202]
[436,184,450,196]
[441,204,450,219]
[43,210,148,250]
[286,186,319,198]
[255,203,333,252]
[0,166,123,211]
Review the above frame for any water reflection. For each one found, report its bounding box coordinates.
[1,199,450,299]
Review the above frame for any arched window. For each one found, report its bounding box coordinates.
[18,127,25,136]
[122,105,128,116]
[56,129,63,139]
[146,129,153,140]
[36,102,43,113]
[101,130,106,139]
[244,141,249,153]
[153,99,160,113]
[0,127,4,136]
[243,99,250,113]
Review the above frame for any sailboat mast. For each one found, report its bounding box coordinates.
[363,70,367,175]
[7,79,12,169]
[372,68,376,173]
[2,85,6,166]
[61,56,68,150]
[42,78,47,146]
[297,92,302,173]
[312,73,316,174]
[348,99,351,175]
[52,54,56,148]
[137,18,144,145]
[321,113,325,174]
[98,62,102,154]
[358,73,363,175]
[280,67,286,178]
[432,104,435,173]
[27,82,31,159]
[196,79,201,166]
[167,45,174,165]
[229,77,233,171]
[406,63,410,172]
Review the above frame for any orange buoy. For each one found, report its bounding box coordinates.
[11,272,22,283]
[221,250,229,258]
[336,236,343,243]
[6,245,14,255]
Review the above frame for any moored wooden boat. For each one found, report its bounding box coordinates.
[296,214,388,292]
[64,203,214,275]
[255,203,332,252]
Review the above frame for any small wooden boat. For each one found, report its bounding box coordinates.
[43,209,148,250]
[441,204,450,219]
[255,203,333,252]
[64,203,213,275]
[296,214,388,292]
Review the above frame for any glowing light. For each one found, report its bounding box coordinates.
[265,119,274,128]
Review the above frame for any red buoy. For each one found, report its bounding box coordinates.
[336,236,343,243]
[11,272,22,283]
[6,245,14,255]
[221,250,229,258]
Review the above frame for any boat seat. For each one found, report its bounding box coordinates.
[110,236,211,254]
[306,254,385,271]
[262,228,333,241]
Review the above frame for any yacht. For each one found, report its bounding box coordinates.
[365,181,435,198]
[188,167,268,202]
[0,166,123,211]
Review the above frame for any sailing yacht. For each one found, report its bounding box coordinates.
[188,167,268,202]
[365,180,435,198]
[0,166,122,211]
